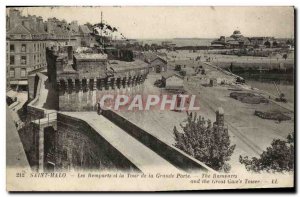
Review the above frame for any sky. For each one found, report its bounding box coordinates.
[8,6,295,39]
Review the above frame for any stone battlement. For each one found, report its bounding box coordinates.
[46,46,150,111]
[57,75,147,111]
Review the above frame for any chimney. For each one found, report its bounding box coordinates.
[37,17,44,32]
[31,15,37,32]
[23,20,31,30]
[67,46,73,60]
[9,9,21,29]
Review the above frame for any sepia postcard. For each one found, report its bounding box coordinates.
[6,6,295,191]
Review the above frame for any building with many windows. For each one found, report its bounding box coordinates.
[211,30,279,49]
[6,8,100,91]
[6,9,47,90]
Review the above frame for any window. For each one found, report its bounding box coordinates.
[21,35,26,39]
[10,44,14,52]
[21,68,26,77]
[21,44,26,52]
[34,44,36,51]
[34,54,36,63]
[21,56,27,65]
[9,69,15,78]
[10,55,14,65]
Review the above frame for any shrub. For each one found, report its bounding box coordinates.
[179,70,186,76]
[173,112,236,172]
[239,133,294,173]
[175,65,182,71]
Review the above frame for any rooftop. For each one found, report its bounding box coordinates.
[233,30,242,35]
[7,24,32,35]
[79,25,92,34]
[161,72,183,79]
[108,59,149,71]
[74,53,108,60]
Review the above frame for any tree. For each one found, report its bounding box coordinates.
[286,39,294,46]
[239,133,294,173]
[144,44,150,51]
[150,43,159,51]
[173,112,236,172]
[119,50,133,62]
[179,70,186,76]
[175,65,181,71]
[264,41,271,48]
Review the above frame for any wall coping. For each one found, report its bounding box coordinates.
[103,110,216,173]
[27,72,57,119]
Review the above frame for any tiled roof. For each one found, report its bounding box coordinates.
[74,53,108,60]
[36,25,47,34]
[79,25,92,34]
[143,52,167,63]
[53,26,69,35]
[108,59,149,71]
[226,40,239,45]
[143,52,157,63]
[7,25,31,35]
[150,56,167,64]
[161,72,183,79]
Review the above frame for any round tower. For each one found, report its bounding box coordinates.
[216,107,224,127]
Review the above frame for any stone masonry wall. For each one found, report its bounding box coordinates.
[58,74,147,111]
[102,110,211,172]
[56,113,140,171]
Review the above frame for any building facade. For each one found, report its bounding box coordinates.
[211,30,278,49]
[149,57,168,73]
[7,9,47,90]
[161,73,184,90]
[6,9,85,90]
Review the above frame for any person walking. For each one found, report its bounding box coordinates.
[96,102,102,115]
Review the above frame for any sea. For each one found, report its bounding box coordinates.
[138,38,215,47]
[136,38,294,105]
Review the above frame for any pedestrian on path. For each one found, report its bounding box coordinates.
[96,103,102,115]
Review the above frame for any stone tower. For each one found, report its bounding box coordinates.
[216,107,224,127]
